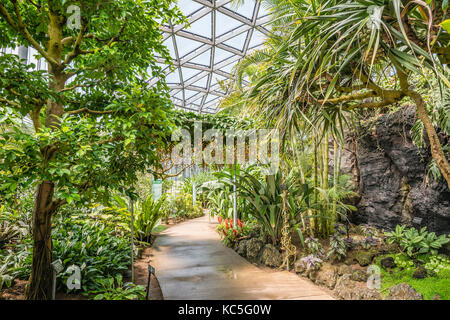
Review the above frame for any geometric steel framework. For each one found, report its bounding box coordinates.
[150,0,270,114]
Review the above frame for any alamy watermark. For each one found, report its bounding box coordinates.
[171,122,280,175]
[67,5,81,30]
[366,264,381,290]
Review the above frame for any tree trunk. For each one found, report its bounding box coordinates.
[25,181,55,300]
[408,91,450,188]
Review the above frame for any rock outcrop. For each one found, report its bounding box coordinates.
[245,238,263,261]
[258,244,283,268]
[336,107,450,234]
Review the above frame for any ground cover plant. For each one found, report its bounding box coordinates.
[375,253,450,300]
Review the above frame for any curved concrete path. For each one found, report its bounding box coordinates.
[151,215,333,300]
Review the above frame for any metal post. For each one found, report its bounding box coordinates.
[50,259,63,301]
[130,142,135,283]
[146,267,151,300]
[130,198,134,283]
[192,165,196,206]
[233,160,237,228]
[52,269,56,300]
[146,265,155,300]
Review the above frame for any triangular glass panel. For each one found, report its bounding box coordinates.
[186,13,212,39]
[223,31,248,51]
[165,70,181,84]
[219,62,236,74]
[184,89,199,100]
[205,94,219,104]
[224,0,256,20]
[213,47,234,65]
[191,74,209,89]
[248,29,266,49]
[216,12,243,36]
[177,0,203,17]
[190,49,211,67]
[188,93,204,104]
[181,67,201,80]
[163,37,176,57]
[174,91,184,99]
[175,35,203,57]
[258,2,271,18]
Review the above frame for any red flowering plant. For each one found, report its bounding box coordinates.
[217,218,252,248]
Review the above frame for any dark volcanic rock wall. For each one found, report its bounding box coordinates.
[347,107,450,235]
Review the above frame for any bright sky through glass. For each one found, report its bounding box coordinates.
[150,0,271,114]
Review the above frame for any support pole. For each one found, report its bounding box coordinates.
[233,160,237,228]
[130,142,135,283]
[192,165,196,206]
[51,269,56,301]
[130,197,134,283]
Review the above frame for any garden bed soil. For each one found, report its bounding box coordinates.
[132,246,163,300]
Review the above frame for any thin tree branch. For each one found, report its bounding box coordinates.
[67,108,115,115]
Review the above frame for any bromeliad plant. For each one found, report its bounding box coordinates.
[106,193,167,243]
[217,218,252,247]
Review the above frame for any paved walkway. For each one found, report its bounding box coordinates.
[151,215,333,300]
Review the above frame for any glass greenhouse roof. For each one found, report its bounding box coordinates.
[151,0,271,114]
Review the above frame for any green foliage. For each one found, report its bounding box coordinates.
[0,0,186,210]
[0,237,34,281]
[133,195,165,243]
[327,234,347,261]
[0,212,28,248]
[217,218,254,247]
[424,255,450,277]
[0,270,13,291]
[375,254,450,300]
[53,217,131,293]
[218,167,312,245]
[173,109,254,137]
[385,225,450,257]
[92,204,131,238]
[203,185,234,219]
[86,274,146,301]
[160,191,204,222]
[305,237,324,257]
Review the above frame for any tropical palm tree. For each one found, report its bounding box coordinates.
[227,0,450,187]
